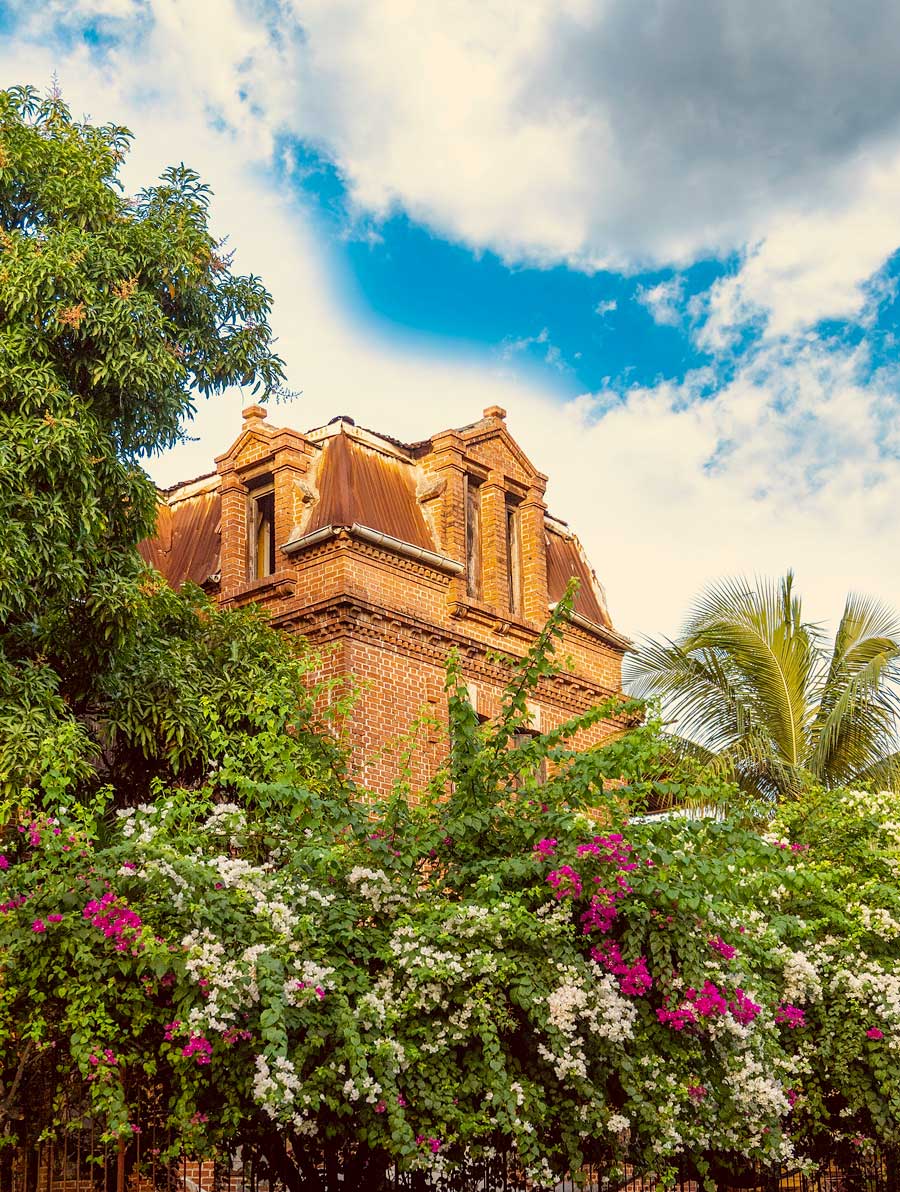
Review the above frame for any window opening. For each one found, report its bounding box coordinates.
[466,480,482,600]
[250,487,275,579]
[512,728,547,785]
[506,499,522,615]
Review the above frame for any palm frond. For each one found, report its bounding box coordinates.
[634,574,817,770]
[808,592,900,785]
[853,750,900,792]
[625,636,755,752]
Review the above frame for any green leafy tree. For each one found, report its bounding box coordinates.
[626,572,900,801]
[0,83,341,803]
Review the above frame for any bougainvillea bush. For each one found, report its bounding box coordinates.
[4,614,900,1192]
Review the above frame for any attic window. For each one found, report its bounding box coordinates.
[249,486,275,579]
[506,499,522,615]
[465,479,482,600]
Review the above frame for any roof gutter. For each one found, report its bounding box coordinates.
[548,602,633,651]
[282,522,464,576]
[282,525,339,553]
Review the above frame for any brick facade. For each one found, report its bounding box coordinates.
[140,406,631,793]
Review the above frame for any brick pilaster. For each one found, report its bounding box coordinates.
[521,484,549,623]
[273,445,314,563]
[479,476,508,610]
[218,471,248,598]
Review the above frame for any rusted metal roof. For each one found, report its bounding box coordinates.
[306,431,434,551]
[138,489,221,589]
[546,528,612,628]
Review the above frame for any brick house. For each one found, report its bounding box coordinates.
[140,404,631,792]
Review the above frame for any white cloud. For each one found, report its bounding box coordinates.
[594,298,617,317]
[5,1,900,645]
[636,279,683,327]
[13,0,900,340]
[699,147,900,345]
[500,327,568,372]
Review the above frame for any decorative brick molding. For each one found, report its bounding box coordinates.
[140,410,632,794]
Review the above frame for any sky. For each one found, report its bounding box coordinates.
[5,0,900,640]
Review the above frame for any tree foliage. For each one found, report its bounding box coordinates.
[0,83,317,803]
[626,572,900,801]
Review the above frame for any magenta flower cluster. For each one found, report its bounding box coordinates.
[591,939,652,996]
[86,1047,119,1083]
[708,935,736,960]
[541,834,653,1001]
[83,891,145,954]
[657,981,761,1031]
[546,865,583,899]
[532,838,558,860]
[415,1135,441,1153]
[775,1004,806,1029]
[181,1034,213,1065]
[222,1028,253,1045]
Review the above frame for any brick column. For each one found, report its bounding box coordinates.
[479,475,508,610]
[520,484,549,623]
[426,431,468,603]
[218,471,248,598]
[273,451,314,561]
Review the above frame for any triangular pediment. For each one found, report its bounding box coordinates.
[459,422,545,486]
[214,419,309,471]
[214,423,274,468]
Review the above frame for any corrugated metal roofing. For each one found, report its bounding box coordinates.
[546,529,612,628]
[138,489,221,589]
[305,431,434,551]
[140,424,618,637]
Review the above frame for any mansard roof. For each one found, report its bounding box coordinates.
[140,410,615,630]
[138,473,220,588]
[304,428,433,551]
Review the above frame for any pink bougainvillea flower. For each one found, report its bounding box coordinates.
[546,865,583,899]
[181,1034,213,1065]
[532,838,557,860]
[0,855,8,870]
[729,988,761,1025]
[708,935,736,960]
[866,1027,884,1040]
[775,1004,806,1029]
[31,919,46,933]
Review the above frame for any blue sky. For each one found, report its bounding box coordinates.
[272,135,734,397]
[6,0,900,637]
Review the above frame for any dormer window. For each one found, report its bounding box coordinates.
[466,479,482,600]
[506,498,522,615]
[249,484,275,579]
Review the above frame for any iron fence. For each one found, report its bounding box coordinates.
[5,1134,899,1192]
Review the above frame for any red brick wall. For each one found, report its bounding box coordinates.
[212,411,629,796]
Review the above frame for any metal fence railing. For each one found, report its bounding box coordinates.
[6,1135,899,1192]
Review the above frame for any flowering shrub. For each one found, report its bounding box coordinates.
[3,604,900,1189]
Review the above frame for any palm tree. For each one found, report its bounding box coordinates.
[626,572,900,801]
